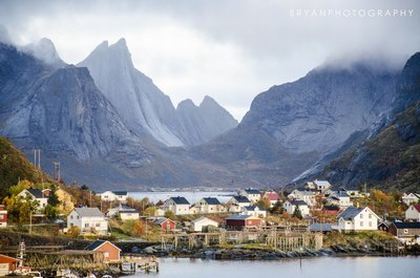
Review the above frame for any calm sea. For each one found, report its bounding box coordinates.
[128,191,236,204]
[127,257,420,278]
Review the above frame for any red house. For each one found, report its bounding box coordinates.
[0,254,20,276]
[0,205,7,228]
[225,215,264,231]
[153,217,176,232]
[85,240,121,263]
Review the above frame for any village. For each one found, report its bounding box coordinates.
[0,179,420,277]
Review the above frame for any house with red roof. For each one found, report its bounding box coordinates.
[405,204,420,221]
[262,191,280,207]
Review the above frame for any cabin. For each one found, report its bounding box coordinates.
[283,200,310,217]
[242,205,267,218]
[401,193,420,206]
[240,189,261,203]
[163,197,190,215]
[0,254,20,276]
[225,215,264,231]
[98,191,128,203]
[313,180,332,192]
[389,222,420,245]
[17,188,48,211]
[262,191,280,207]
[327,192,352,208]
[378,221,390,232]
[67,207,108,235]
[152,217,176,232]
[191,216,219,232]
[334,206,379,232]
[405,204,420,221]
[0,205,7,228]
[194,197,225,214]
[85,240,121,262]
[322,205,340,216]
[227,196,251,210]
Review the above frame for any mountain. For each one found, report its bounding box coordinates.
[22,38,65,68]
[176,96,238,146]
[191,61,399,185]
[315,53,420,191]
[78,39,237,146]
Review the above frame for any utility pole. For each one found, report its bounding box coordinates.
[53,161,61,181]
[29,212,32,235]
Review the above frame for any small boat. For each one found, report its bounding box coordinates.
[101,275,112,278]
[85,273,96,278]
[26,271,43,278]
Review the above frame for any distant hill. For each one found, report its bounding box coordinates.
[0,137,51,199]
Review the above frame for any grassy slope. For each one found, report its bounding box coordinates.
[322,102,420,191]
[0,137,52,199]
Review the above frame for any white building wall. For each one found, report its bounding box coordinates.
[405,206,420,221]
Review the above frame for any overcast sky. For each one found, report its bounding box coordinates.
[1,0,419,120]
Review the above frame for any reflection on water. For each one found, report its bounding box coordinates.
[127,257,420,278]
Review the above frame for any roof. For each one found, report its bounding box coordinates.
[337,206,363,220]
[202,197,221,205]
[112,191,128,196]
[153,217,175,225]
[225,214,257,220]
[392,221,420,229]
[0,254,20,263]
[244,188,261,195]
[191,216,218,224]
[232,195,250,203]
[169,196,190,205]
[313,180,331,187]
[74,207,104,217]
[244,205,265,211]
[309,223,332,232]
[85,240,121,251]
[290,200,308,206]
[27,188,44,198]
[263,191,279,201]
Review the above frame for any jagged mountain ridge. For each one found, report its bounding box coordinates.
[78,39,237,146]
[314,52,420,191]
[191,61,400,185]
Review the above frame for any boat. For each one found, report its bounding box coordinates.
[26,271,43,278]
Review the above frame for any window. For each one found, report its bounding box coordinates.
[360,214,363,219]
[368,214,372,219]
[103,252,109,258]
[360,221,364,227]
[404,229,408,234]
[96,223,100,227]
[369,221,372,227]
[85,223,89,228]
[70,215,73,219]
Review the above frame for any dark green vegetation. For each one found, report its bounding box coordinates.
[0,137,51,199]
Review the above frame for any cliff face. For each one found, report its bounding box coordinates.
[316,53,420,191]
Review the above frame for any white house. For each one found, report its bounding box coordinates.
[242,205,267,218]
[17,188,48,211]
[0,205,7,228]
[194,197,225,214]
[262,191,280,207]
[283,200,310,217]
[327,192,352,208]
[191,216,219,232]
[227,196,251,212]
[163,197,190,215]
[402,193,420,206]
[334,206,379,232]
[405,204,420,221]
[98,191,128,203]
[107,204,139,221]
[313,180,332,192]
[67,207,108,235]
[287,190,316,207]
[240,189,261,203]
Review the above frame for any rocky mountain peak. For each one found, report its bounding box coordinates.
[23,37,65,67]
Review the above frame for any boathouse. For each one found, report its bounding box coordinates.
[85,240,121,263]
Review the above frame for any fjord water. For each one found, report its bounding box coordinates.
[128,257,420,278]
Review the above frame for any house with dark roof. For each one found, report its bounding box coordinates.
[405,204,420,221]
[194,197,225,214]
[67,207,108,235]
[85,240,121,262]
[17,188,48,211]
[334,206,379,232]
[107,204,139,221]
[240,188,262,203]
[389,221,420,244]
[242,205,267,218]
[97,191,128,203]
[283,199,310,217]
[163,196,191,215]
[227,195,251,212]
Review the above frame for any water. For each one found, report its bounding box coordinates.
[128,257,420,278]
[128,191,236,204]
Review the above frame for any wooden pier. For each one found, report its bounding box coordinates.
[161,229,323,251]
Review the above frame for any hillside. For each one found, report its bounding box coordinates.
[0,137,51,199]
